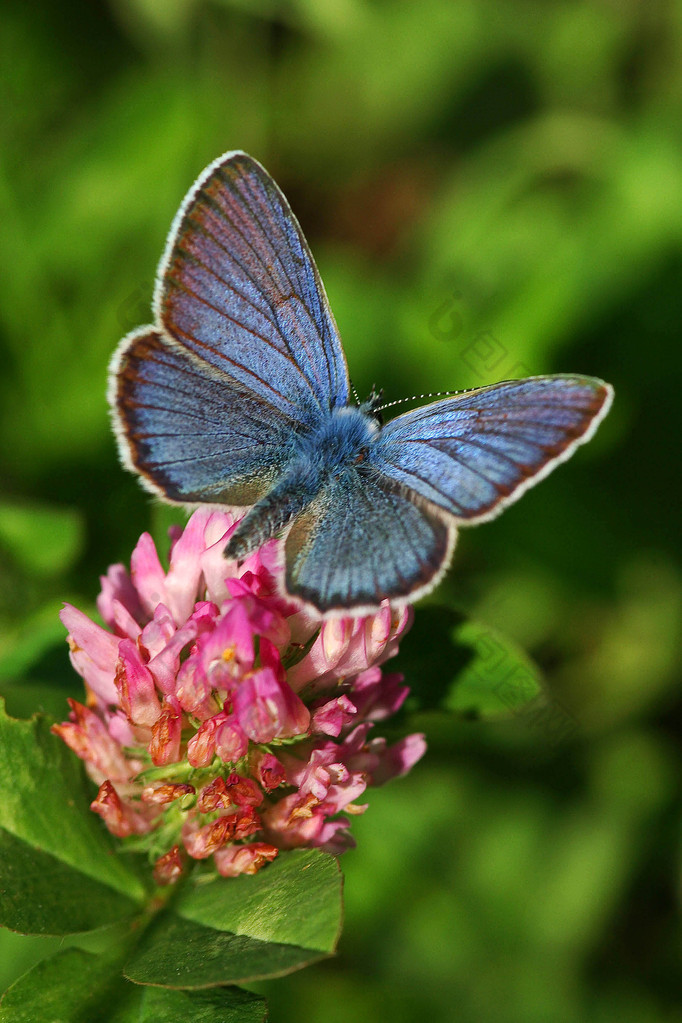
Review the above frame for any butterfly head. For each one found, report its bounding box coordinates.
[359,386,384,425]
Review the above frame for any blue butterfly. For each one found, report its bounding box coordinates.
[110,151,613,616]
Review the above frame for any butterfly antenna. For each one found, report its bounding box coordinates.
[350,380,362,406]
[377,388,474,413]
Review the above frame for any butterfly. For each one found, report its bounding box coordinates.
[110,151,613,617]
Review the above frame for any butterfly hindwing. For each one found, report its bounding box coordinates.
[284,467,455,613]
[371,375,613,523]
[111,328,293,504]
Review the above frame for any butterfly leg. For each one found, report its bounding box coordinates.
[225,466,321,560]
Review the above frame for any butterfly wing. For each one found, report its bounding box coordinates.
[155,150,349,423]
[283,467,455,614]
[111,328,294,504]
[280,373,612,612]
[371,375,613,523]
[111,150,350,502]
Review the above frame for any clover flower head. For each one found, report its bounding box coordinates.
[54,509,425,882]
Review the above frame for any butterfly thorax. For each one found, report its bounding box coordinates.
[224,405,380,561]
[294,405,381,474]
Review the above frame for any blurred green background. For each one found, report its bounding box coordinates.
[1,0,681,1020]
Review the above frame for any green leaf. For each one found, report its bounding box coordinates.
[0,703,146,935]
[0,948,266,1023]
[125,849,343,987]
[445,619,542,716]
[395,606,542,718]
[0,947,129,1023]
[0,501,84,577]
[135,985,267,1023]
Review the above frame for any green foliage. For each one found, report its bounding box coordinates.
[124,851,342,986]
[0,703,146,934]
[0,948,267,1023]
[394,605,542,718]
[1,0,681,1020]
[0,705,341,1015]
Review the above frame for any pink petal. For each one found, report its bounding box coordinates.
[141,783,195,805]
[130,532,167,618]
[223,773,264,807]
[139,604,176,660]
[104,708,136,747]
[175,656,211,715]
[311,695,357,737]
[60,604,120,705]
[234,667,310,743]
[371,733,427,785]
[115,638,161,727]
[97,563,143,631]
[349,668,409,721]
[250,750,286,792]
[233,805,262,839]
[262,792,325,848]
[154,845,185,885]
[187,711,229,768]
[214,716,249,763]
[164,509,211,624]
[214,842,279,877]
[286,615,365,690]
[223,586,290,650]
[313,818,356,855]
[147,615,203,695]
[91,780,154,837]
[149,699,182,766]
[198,604,257,680]
[196,776,234,812]
[182,815,237,859]
[200,515,239,604]
[107,598,142,642]
[203,510,238,550]
[51,699,131,783]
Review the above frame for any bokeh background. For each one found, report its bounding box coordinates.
[1,1,681,1020]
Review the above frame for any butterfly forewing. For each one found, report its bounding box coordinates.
[371,375,613,523]
[112,150,351,506]
[156,152,349,427]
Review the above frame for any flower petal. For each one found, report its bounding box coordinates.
[115,638,161,727]
[130,532,167,618]
[234,667,310,743]
[97,563,143,632]
[214,842,278,877]
[149,699,183,766]
[60,604,120,705]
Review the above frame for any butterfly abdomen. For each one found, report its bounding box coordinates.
[224,471,318,560]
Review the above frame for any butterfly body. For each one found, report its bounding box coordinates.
[111,151,613,616]
[226,402,380,559]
